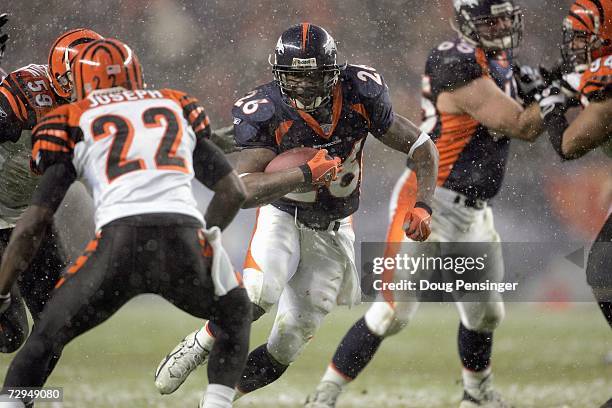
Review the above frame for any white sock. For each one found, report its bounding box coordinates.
[202,384,235,408]
[462,366,492,390]
[321,363,351,388]
[195,321,216,350]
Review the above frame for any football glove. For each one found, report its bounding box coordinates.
[538,83,568,119]
[539,61,582,107]
[300,149,341,187]
[513,63,545,106]
[403,202,432,241]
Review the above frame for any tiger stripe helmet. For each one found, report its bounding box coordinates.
[48,28,103,100]
[72,38,144,101]
[562,0,612,69]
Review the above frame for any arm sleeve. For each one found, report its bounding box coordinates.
[30,161,77,211]
[162,89,212,140]
[30,108,79,175]
[579,60,612,103]
[349,66,395,138]
[363,82,394,138]
[193,137,234,190]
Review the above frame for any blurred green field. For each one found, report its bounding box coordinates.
[0,298,610,408]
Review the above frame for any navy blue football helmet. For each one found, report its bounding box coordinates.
[453,0,524,51]
[270,23,341,111]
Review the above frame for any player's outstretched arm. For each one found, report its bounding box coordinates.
[377,114,438,241]
[232,148,307,208]
[441,76,544,141]
[560,98,612,159]
[378,114,439,207]
[193,138,246,230]
[0,162,75,308]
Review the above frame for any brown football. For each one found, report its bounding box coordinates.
[265,147,328,193]
[264,147,321,173]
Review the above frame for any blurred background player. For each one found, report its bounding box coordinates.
[304,1,551,407]
[539,1,612,405]
[154,23,439,403]
[0,25,102,353]
[0,38,251,408]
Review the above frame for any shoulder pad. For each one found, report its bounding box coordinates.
[231,84,277,124]
[10,64,51,83]
[343,65,386,99]
[427,40,484,91]
[579,56,612,102]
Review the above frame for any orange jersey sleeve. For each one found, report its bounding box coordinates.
[160,88,211,139]
[31,102,85,175]
[579,56,612,103]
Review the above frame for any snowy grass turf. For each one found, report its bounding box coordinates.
[0,298,610,408]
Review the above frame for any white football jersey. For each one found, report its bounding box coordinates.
[32,88,211,230]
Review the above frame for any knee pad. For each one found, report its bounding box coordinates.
[267,308,320,366]
[243,269,283,312]
[364,302,418,337]
[460,302,505,332]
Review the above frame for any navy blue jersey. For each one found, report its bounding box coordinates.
[232,65,394,226]
[420,38,517,201]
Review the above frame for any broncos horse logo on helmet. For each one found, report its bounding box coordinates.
[561,0,612,70]
[270,23,343,112]
[48,28,104,100]
[71,38,144,101]
[453,0,524,51]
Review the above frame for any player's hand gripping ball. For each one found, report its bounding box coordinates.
[265,147,342,191]
[403,204,432,241]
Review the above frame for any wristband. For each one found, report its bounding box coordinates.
[408,132,431,159]
[544,109,571,160]
[414,201,433,215]
[299,164,312,183]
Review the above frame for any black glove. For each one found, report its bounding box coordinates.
[513,63,545,106]
[0,292,11,316]
[539,84,572,159]
[0,14,8,63]
[540,60,582,107]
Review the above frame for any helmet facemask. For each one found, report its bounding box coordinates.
[561,25,596,71]
[455,2,523,52]
[273,65,340,112]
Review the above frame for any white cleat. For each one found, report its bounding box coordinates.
[0,394,27,407]
[154,329,210,394]
[459,375,511,408]
[304,381,342,408]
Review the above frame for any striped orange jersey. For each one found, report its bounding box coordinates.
[420,38,517,201]
[579,54,612,104]
[0,64,62,141]
[0,64,64,228]
[31,88,211,230]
